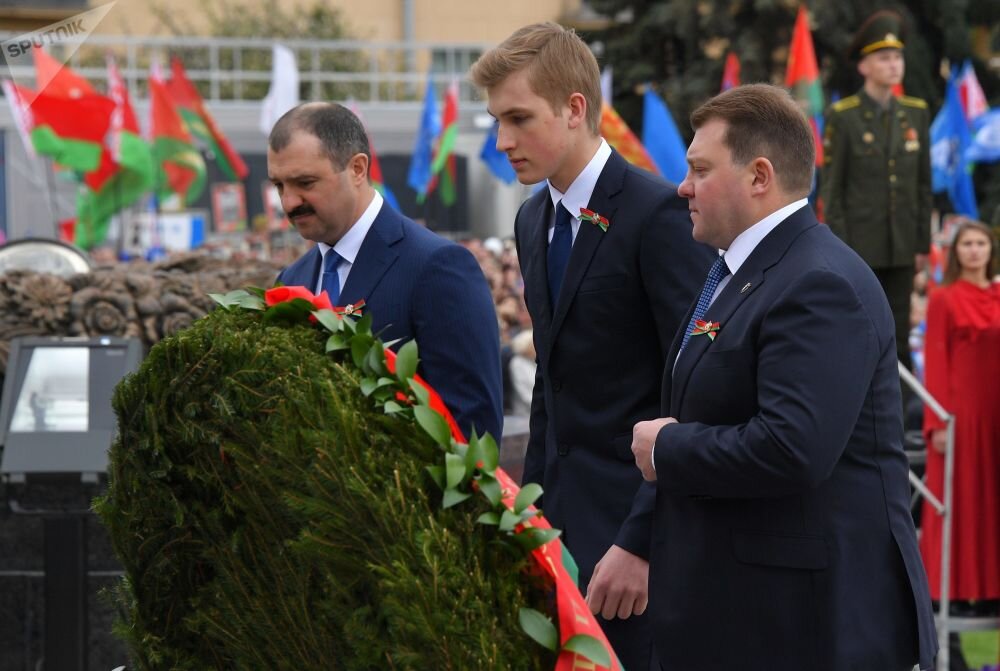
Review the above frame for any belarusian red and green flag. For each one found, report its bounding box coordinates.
[149,65,206,205]
[74,55,155,249]
[425,79,458,207]
[166,57,249,181]
[785,5,825,166]
[28,47,114,175]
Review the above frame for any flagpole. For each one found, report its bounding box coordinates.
[41,160,62,241]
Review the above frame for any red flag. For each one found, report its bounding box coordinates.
[150,66,206,204]
[721,52,741,92]
[785,6,825,166]
[167,57,249,181]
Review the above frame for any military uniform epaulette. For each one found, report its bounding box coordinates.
[831,96,861,113]
[898,95,927,109]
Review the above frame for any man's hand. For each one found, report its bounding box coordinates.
[586,545,649,620]
[632,417,677,481]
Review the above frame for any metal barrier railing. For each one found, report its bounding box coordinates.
[898,362,1000,670]
[0,32,491,104]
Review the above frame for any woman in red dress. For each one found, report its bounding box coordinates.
[921,219,1000,612]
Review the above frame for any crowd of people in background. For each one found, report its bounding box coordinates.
[457,236,535,415]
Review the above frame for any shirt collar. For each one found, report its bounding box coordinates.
[547,139,612,218]
[721,198,809,276]
[318,190,383,264]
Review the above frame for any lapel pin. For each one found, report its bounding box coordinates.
[740,282,751,294]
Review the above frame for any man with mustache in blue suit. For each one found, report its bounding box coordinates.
[268,103,503,442]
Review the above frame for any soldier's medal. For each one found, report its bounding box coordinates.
[862,131,875,144]
[904,127,919,152]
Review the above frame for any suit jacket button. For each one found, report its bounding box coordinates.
[558,444,569,456]
[552,380,563,392]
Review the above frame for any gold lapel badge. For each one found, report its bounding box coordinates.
[862,131,875,144]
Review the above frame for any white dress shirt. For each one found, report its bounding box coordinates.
[546,139,612,243]
[709,198,810,305]
[314,190,384,296]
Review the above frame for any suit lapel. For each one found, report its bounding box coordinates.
[547,151,625,345]
[340,205,401,305]
[669,207,818,416]
[521,193,555,349]
[288,247,323,291]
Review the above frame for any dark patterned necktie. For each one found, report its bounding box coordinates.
[679,255,730,353]
[547,202,573,305]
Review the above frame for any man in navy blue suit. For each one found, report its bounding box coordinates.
[631,84,937,670]
[471,23,713,669]
[268,103,503,442]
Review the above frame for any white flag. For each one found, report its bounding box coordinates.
[260,44,299,136]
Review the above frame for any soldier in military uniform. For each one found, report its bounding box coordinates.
[821,10,931,368]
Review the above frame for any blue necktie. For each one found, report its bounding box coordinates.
[547,202,573,305]
[679,255,730,353]
[322,250,342,305]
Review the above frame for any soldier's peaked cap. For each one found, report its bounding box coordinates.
[850,10,905,60]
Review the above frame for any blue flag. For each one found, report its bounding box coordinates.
[930,74,978,218]
[967,109,1000,164]
[642,88,688,184]
[407,72,440,198]
[479,121,516,184]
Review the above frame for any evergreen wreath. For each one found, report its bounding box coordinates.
[95,285,617,670]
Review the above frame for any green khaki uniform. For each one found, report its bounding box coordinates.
[821,90,931,267]
[821,90,931,366]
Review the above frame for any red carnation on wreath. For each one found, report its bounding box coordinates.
[264,286,365,320]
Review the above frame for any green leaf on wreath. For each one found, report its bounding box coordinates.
[514,483,543,514]
[360,378,379,397]
[476,511,500,525]
[394,340,419,383]
[326,334,348,352]
[465,436,486,473]
[514,527,560,551]
[356,312,373,336]
[313,309,342,333]
[207,291,239,308]
[499,509,520,532]
[407,379,431,406]
[478,477,502,506]
[382,400,405,415]
[350,336,374,369]
[444,453,466,489]
[478,433,500,471]
[425,465,445,489]
[413,406,452,448]
[518,607,558,652]
[442,488,472,509]
[562,634,611,666]
[263,299,313,324]
[237,293,266,310]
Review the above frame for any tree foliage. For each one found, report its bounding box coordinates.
[588,0,1000,136]
[586,0,1000,218]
